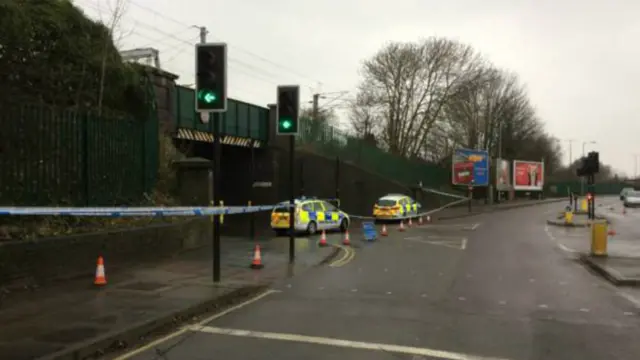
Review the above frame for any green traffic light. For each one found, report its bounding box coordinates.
[198,89,217,104]
[281,119,292,129]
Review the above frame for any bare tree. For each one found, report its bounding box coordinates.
[348,88,379,137]
[353,37,485,157]
[97,0,129,116]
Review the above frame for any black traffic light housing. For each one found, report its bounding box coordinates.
[576,151,599,177]
[276,85,300,135]
[195,43,227,112]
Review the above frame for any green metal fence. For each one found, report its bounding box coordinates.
[0,102,158,206]
[546,181,627,196]
[297,118,450,188]
[173,86,269,142]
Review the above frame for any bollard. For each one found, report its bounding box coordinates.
[564,211,573,225]
[590,220,608,257]
[581,199,588,212]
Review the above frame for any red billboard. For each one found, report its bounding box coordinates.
[513,160,544,191]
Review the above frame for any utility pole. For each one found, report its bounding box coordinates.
[566,139,574,167]
[312,93,320,121]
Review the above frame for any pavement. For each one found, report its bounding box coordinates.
[112,199,640,360]
[545,196,640,288]
[0,233,343,360]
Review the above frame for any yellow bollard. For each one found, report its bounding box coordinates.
[564,211,573,225]
[591,220,608,256]
[581,199,588,212]
[219,200,224,224]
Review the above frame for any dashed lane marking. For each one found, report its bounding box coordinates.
[186,326,512,360]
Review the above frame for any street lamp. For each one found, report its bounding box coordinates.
[582,140,596,156]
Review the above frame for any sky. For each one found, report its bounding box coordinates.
[74,0,640,176]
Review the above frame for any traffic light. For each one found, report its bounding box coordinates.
[576,151,600,177]
[276,85,300,135]
[195,43,227,112]
[586,151,599,174]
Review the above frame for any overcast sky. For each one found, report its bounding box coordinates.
[75,0,640,176]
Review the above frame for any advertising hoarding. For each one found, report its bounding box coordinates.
[496,158,511,191]
[513,160,544,191]
[452,148,489,186]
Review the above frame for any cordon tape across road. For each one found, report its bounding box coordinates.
[0,187,470,221]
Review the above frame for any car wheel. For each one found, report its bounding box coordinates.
[339,219,349,233]
[307,221,317,235]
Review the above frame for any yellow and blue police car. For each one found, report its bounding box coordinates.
[372,193,421,220]
[270,197,350,235]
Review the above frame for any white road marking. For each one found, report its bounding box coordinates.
[187,326,512,360]
[470,223,481,230]
[618,291,640,308]
[538,304,548,309]
[386,291,392,295]
[557,244,576,253]
[499,301,507,305]
[113,289,280,360]
[579,308,590,313]
[458,297,466,301]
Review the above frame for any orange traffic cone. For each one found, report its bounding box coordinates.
[381,224,388,236]
[250,244,264,269]
[94,256,107,286]
[319,230,328,247]
[408,218,413,227]
[607,229,617,236]
[398,221,405,232]
[343,230,351,246]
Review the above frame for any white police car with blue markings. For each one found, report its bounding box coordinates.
[270,197,350,235]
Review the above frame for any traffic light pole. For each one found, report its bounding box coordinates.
[289,135,296,264]
[212,114,221,282]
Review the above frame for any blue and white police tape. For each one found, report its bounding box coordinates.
[346,197,470,220]
[0,204,286,217]
[420,187,469,200]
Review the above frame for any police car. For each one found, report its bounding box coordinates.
[373,194,421,220]
[270,197,350,235]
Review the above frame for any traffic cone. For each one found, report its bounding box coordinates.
[250,244,264,269]
[398,221,405,232]
[408,218,413,227]
[342,230,351,246]
[381,224,388,236]
[94,256,107,286]
[319,230,328,247]
[607,229,617,236]
[418,216,423,225]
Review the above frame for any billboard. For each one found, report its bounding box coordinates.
[513,160,544,191]
[452,148,489,186]
[496,158,511,191]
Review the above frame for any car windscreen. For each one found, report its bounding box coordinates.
[376,199,398,207]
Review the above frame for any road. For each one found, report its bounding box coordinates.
[118,201,640,360]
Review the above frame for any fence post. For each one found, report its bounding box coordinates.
[82,112,90,206]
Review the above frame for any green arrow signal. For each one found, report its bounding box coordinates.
[198,90,217,104]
